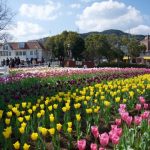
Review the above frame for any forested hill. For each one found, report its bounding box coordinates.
[80,29,145,41]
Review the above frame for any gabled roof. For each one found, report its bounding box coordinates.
[8,41,44,50]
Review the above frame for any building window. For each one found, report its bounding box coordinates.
[4,45,8,50]
[19,51,22,56]
[30,51,33,55]
[23,51,26,55]
[16,52,19,56]
[0,51,2,56]
[9,52,11,56]
[18,42,25,49]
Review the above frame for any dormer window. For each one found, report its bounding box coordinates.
[19,42,25,49]
[4,45,8,50]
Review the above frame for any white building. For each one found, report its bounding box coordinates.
[0,41,48,64]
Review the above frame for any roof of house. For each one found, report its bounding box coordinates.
[8,41,44,50]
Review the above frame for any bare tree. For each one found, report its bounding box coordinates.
[0,0,14,41]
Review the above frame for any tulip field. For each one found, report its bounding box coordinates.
[0,67,150,150]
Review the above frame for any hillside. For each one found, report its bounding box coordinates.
[80,29,145,41]
[38,29,145,43]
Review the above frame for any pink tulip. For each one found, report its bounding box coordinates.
[134,116,142,125]
[121,112,129,121]
[115,118,121,126]
[141,111,150,119]
[144,103,149,109]
[111,134,120,145]
[119,104,126,109]
[139,96,145,104]
[77,139,86,150]
[135,104,142,111]
[99,147,105,150]
[114,128,122,137]
[91,126,99,138]
[90,143,97,150]
[111,125,117,130]
[109,130,116,140]
[125,116,132,126]
[118,108,125,114]
[99,132,109,147]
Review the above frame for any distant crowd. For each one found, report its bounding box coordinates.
[1,57,45,68]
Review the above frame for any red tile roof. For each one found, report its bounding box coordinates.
[9,41,44,50]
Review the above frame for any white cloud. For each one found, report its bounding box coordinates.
[70,3,81,9]
[76,0,143,32]
[8,21,45,41]
[19,1,61,20]
[81,0,95,3]
[130,25,150,35]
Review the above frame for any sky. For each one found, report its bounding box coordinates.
[5,0,150,42]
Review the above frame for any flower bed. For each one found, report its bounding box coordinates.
[0,74,149,149]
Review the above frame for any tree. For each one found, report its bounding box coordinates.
[64,32,85,60]
[84,34,111,63]
[45,31,85,60]
[0,0,14,40]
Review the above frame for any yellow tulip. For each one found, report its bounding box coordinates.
[32,106,37,111]
[40,104,45,109]
[37,112,42,118]
[76,114,81,121]
[56,123,62,131]
[23,143,30,150]
[5,118,10,125]
[40,110,45,116]
[25,115,30,121]
[28,109,32,114]
[6,111,12,118]
[19,127,25,134]
[53,104,58,109]
[39,127,47,136]
[49,115,55,122]
[8,104,13,109]
[48,128,55,135]
[2,126,12,139]
[67,127,72,133]
[86,108,92,114]
[18,117,24,123]
[15,104,20,108]
[62,107,67,112]
[13,141,20,150]
[31,132,38,141]
[115,97,120,103]
[67,122,72,128]
[16,111,20,117]
[22,102,27,108]
[48,105,53,111]
[21,122,27,128]
[104,101,110,107]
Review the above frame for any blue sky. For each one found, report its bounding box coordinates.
[6,0,150,41]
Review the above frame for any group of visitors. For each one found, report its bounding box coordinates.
[1,57,21,68]
[1,57,45,68]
